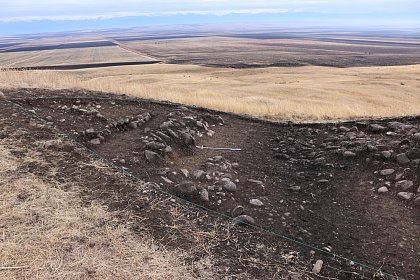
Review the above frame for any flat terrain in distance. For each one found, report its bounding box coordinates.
[2,63,420,121]
[0,46,158,69]
[113,28,420,68]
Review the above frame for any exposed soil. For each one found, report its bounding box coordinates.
[2,88,419,279]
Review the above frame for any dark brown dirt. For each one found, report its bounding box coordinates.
[2,88,419,279]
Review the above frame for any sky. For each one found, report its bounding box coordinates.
[0,0,419,35]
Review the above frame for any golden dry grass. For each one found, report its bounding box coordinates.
[0,136,199,280]
[1,63,420,121]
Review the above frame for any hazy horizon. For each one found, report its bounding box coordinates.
[1,0,420,36]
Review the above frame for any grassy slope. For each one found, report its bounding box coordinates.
[1,63,420,121]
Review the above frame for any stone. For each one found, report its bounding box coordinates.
[180,169,189,177]
[193,170,206,180]
[86,128,95,134]
[367,145,378,152]
[397,192,414,200]
[45,116,53,121]
[144,150,162,162]
[347,132,357,140]
[380,169,395,176]
[289,186,301,191]
[381,150,392,159]
[370,124,386,132]
[161,177,173,184]
[200,189,209,202]
[343,151,356,158]
[179,131,195,146]
[413,133,420,141]
[396,153,410,164]
[249,199,264,207]
[407,148,420,159]
[231,205,244,216]
[247,179,264,185]
[176,181,197,195]
[395,180,414,190]
[89,138,101,145]
[128,121,138,129]
[232,215,255,226]
[0,91,5,100]
[312,260,323,274]
[221,178,237,192]
[146,141,166,151]
[378,186,389,193]
[414,196,420,206]
[160,121,174,129]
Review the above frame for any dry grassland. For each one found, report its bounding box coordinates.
[0,46,155,68]
[1,63,420,121]
[0,132,199,279]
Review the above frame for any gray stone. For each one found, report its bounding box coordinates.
[396,153,410,164]
[86,128,95,134]
[413,133,420,141]
[380,169,395,176]
[176,181,197,195]
[193,170,206,180]
[370,124,386,132]
[343,151,356,158]
[128,121,138,129]
[146,141,166,151]
[89,138,101,145]
[381,150,392,159]
[407,148,420,159]
[347,132,357,140]
[249,199,264,207]
[160,121,173,129]
[179,131,195,146]
[180,169,189,177]
[378,186,389,193]
[0,91,5,100]
[289,186,301,191]
[247,179,264,185]
[144,150,162,162]
[221,179,237,192]
[200,189,209,202]
[312,260,324,274]
[395,180,414,190]
[414,195,420,206]
[232,215,255,226]
[397,192,414,200]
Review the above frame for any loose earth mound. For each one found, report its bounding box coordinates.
[2,89,419,279]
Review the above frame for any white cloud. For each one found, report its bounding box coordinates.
[0,8,290,22]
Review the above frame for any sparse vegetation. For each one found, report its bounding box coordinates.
[0,134,199,280]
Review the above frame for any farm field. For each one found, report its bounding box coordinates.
[116,31,420,68]
[0,46,158,69]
